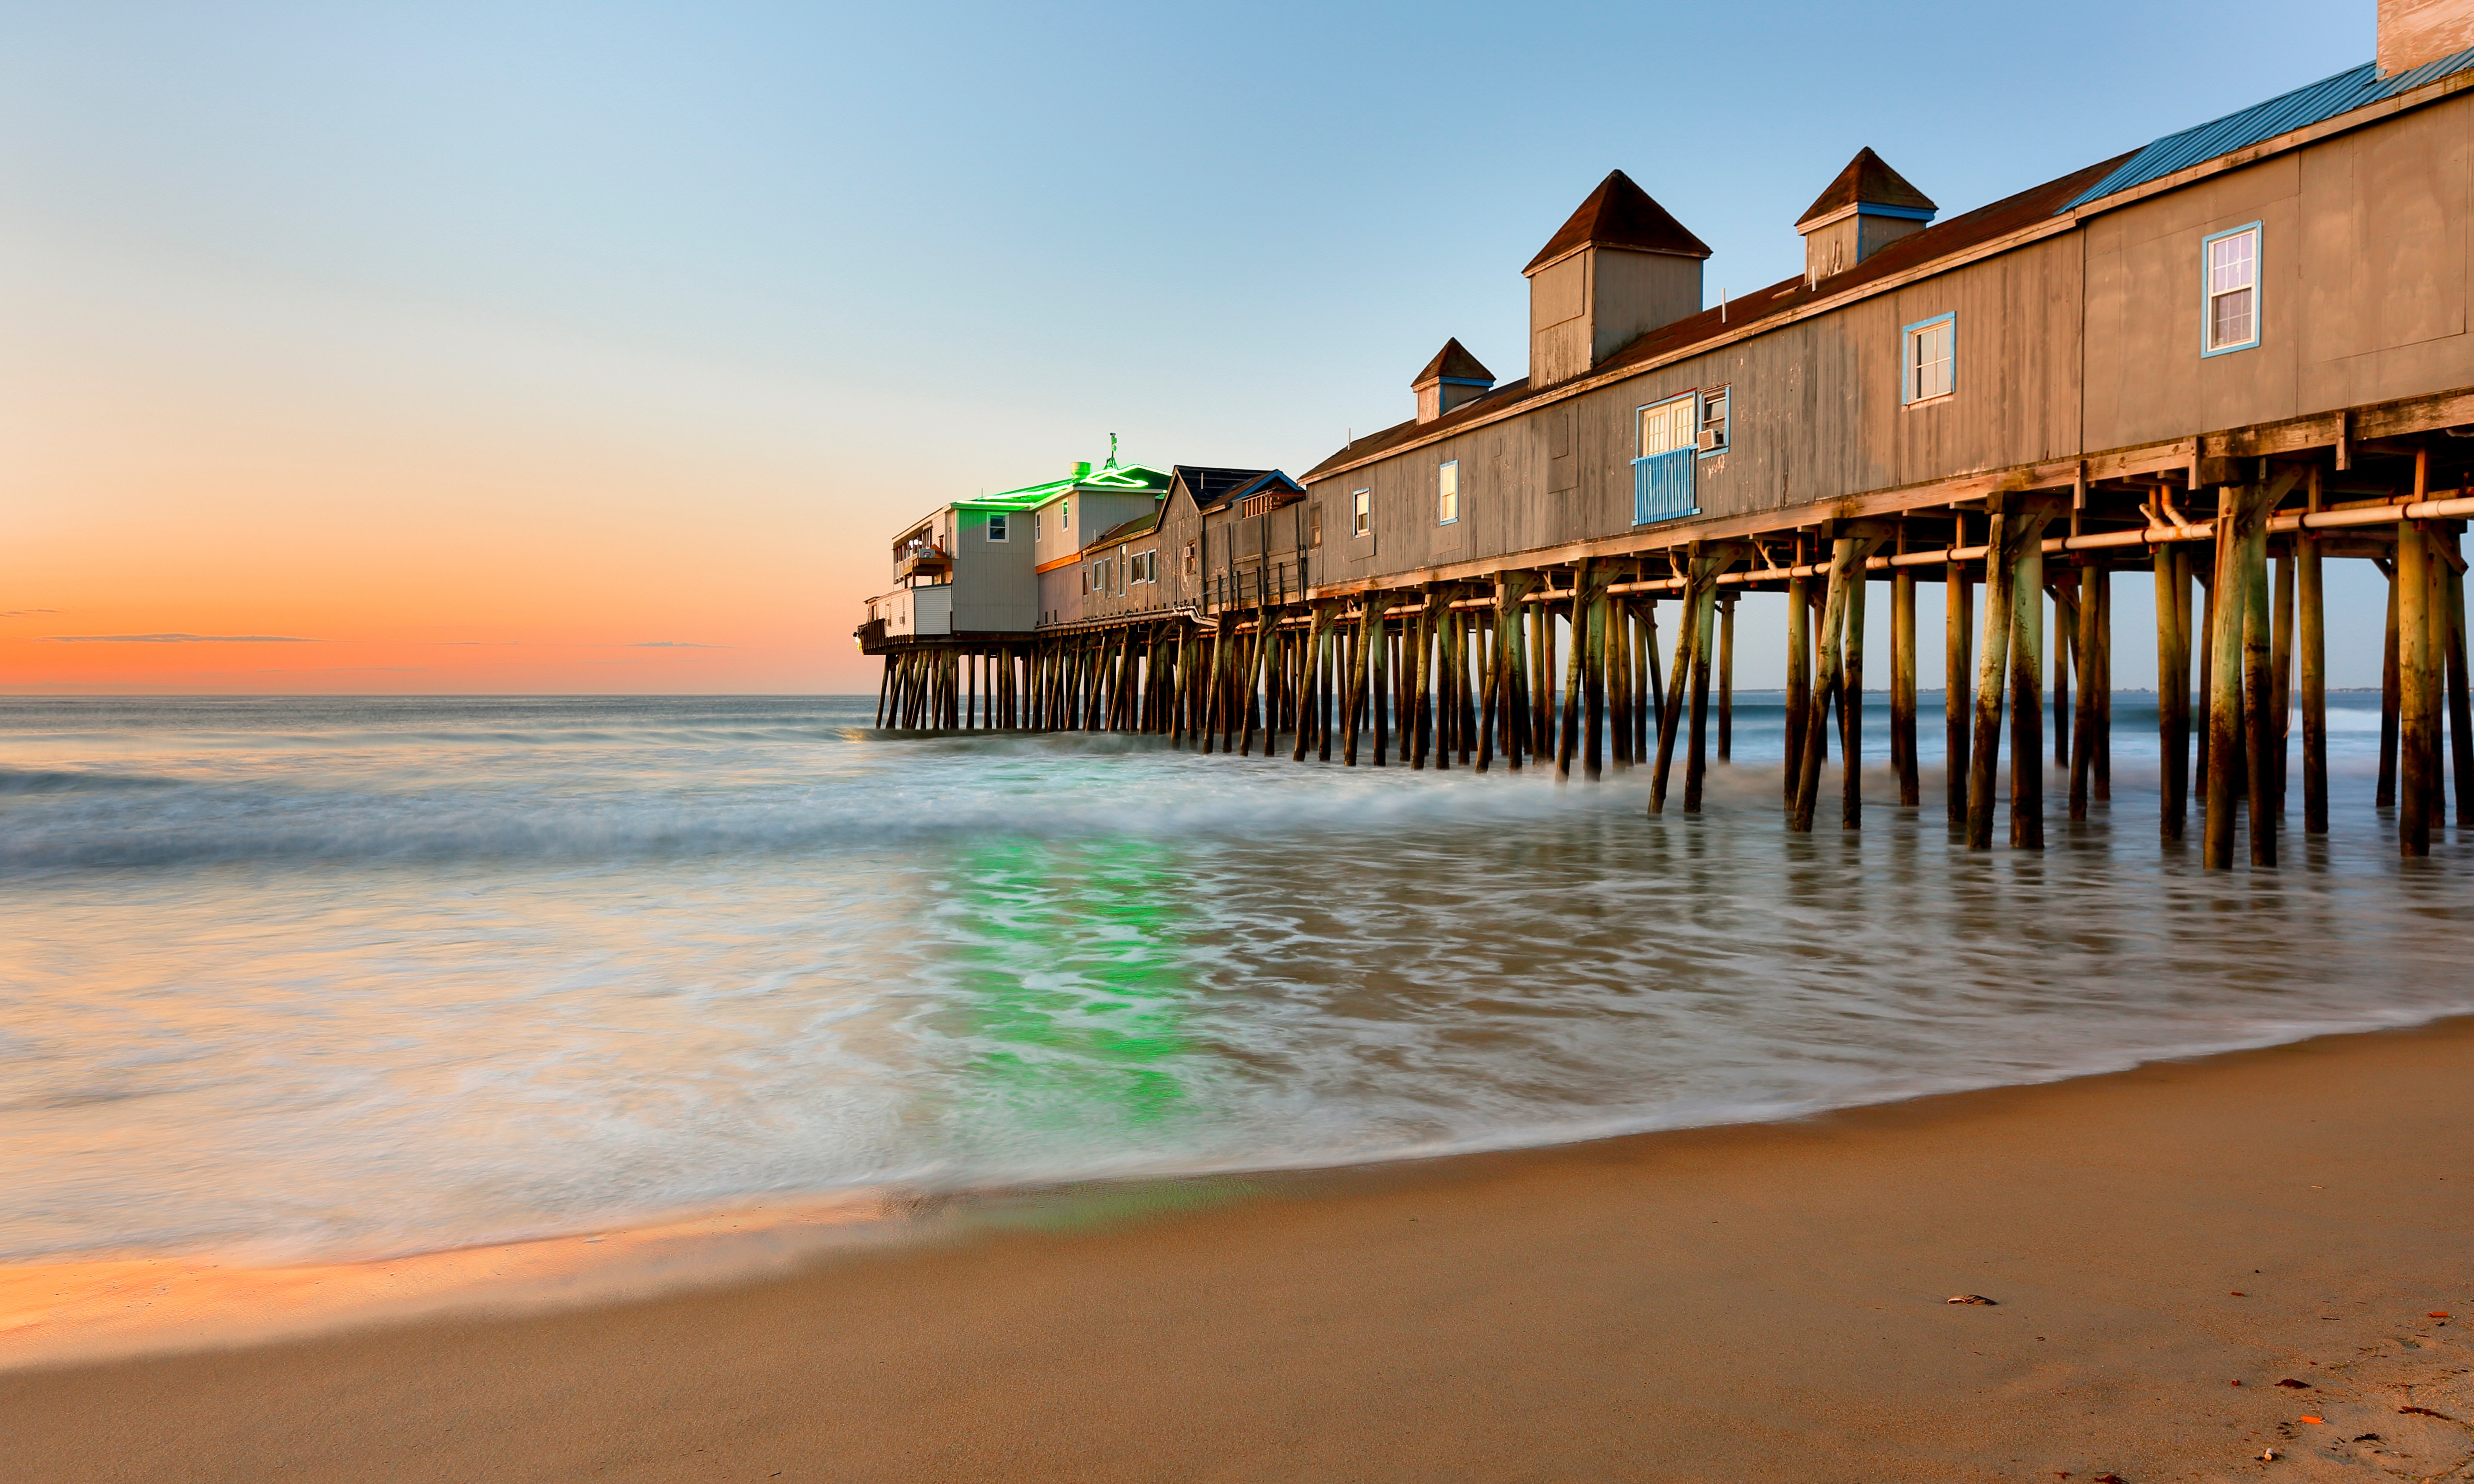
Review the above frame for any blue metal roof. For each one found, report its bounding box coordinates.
[2063,47,2474,212]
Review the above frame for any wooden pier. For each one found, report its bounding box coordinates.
[862,17,2474,868]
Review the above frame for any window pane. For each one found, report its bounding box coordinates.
[2210,231,2255,294]
[2212,286,2254,348]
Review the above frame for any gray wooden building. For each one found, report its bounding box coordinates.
[860,0,2474,868]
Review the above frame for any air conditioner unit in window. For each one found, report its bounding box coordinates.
[1696,430,1721,452]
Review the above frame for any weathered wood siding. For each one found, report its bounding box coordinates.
[1309,90,2474,585]
[2084,89,2474,448]
[1311,227,2081,580]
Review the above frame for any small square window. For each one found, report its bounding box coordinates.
[2203,223,2261,355]
[1352,489,1371,536]
[1903,314,1954,404]
[1697,388,1728,454]
[986,514,1008,541]
[1438,461,1460,524]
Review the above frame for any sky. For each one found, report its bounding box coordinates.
[0,0,2399,694]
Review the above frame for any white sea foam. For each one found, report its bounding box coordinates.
[0,693,2465,1266]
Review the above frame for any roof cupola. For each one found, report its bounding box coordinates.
[1523,170,1710,388]
[1795,148,1937,286]
[1411,338,1495,423]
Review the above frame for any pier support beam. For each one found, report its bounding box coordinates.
[2157,539,2193,840]
[1946,552,1971,828]
[2240,489,2278,867]
[1786,559,1812,813]
[1717,594,1736,765]
[1891,565,1918,808]
[1794,533,1877,832]
[2299,527,2327,834]
[2379,563,2400,808]
[1842,558,1869,830]
[2399,518,2440,857]
[1556,568,1589,781]
[2448,536,2474,829]
[2070,562,2101,821]
[2007,522,2046,850]
[1968,501,2053,850]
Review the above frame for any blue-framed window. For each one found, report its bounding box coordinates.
[1438,460,1460,524]
[1697,386,1728,457]
[1902,313,1955,404]
[1632,393,1699,525]
[2202,222,2261,356]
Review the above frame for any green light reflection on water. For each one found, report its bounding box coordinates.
[937,836,1199,1135]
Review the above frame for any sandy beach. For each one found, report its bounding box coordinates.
[5,1019,2471,1483]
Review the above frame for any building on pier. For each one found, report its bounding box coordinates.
[861,453,1172,644]
[857,0,2474,864]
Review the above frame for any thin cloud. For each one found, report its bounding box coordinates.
[44,633,317,644]
[629,641,731,649]
[2,609,63,618]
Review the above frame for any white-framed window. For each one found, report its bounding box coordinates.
[1060,500,1070,526]
[1130,549,1158,584]
[1438,461,1460,524]
[1902,313,1955,404]
[986,513,1008,542]
[1697,386,1728,455]
[1032,512,1042,541]
[1183,541,1198,575]
[1310,504,1323,547]
[1638,394,1695,457]
[1352,488,1371,536]
[2203,222,2261,356]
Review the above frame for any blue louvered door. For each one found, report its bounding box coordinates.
[1633,448,1695,525]
[1632,394,1699,525]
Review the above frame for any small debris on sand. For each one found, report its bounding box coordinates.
[1945,1293,1996,1305]
[2276,1378,2312,1389]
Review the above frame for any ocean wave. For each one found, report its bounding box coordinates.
[0,768,188,796]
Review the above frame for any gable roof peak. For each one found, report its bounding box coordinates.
[1412,337,1495,388]
[1796,147,1937,229]
[1524,169,1712,274]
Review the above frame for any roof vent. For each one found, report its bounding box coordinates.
[1523,170,1711,388]
[1796,148,1936,287]
[1071,461,1093,480]
[1411,338,1495,423]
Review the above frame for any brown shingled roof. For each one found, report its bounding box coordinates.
[1305,150,2132,487]
[1411,338,1494,388]
[1523,170,1712,273]
[1796,147,1937,228]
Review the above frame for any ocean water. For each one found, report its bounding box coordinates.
[1,692,2468,1266]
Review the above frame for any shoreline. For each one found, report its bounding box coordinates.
[6,1015,2474,1481]
[8,1006,2469,1375]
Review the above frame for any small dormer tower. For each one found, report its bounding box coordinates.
[1412,339,1495,423]
[1796,148,1937,287]
[1524,170,1711,389]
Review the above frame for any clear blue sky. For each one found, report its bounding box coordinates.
[1,1,2398,690]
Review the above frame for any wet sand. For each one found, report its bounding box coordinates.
[5,1020,2472,1484]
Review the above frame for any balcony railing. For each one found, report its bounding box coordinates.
[894,543,953,582]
